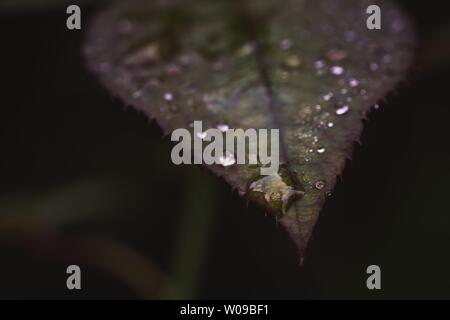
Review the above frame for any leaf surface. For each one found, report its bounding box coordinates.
[85,0,415,258]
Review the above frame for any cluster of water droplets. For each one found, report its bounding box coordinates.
[278,28,389,195]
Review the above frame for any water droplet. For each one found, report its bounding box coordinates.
[219,151,236,167]
[314,60,326,69]
[349,78,360,87]
[373,103,380,110]
[327,122,334,128]
[317,147,326,154]
[197,132,207,140]
[280,39,292,50]
[322,92,334,101]
[164,92,174,101]
[335,105,349,115]
[330,65,345,76]
[315,180,326,190]
[216,124,229,132]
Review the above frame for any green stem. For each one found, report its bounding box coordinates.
[164,168,217,299]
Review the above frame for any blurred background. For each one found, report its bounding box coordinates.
[0,0,450,299]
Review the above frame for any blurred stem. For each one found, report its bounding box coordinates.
[1,231,169,299]
[164,168,217,299]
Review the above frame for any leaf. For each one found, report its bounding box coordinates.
[85,0,415,259]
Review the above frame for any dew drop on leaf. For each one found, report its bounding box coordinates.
[315,180,326,190]
[219,151,236,167]
[322,92,334,101]
[216,124,229,132]
[197,132,207,140]
[330,65,345,76]
[317,147,326,154]
[335,105,350,115]
[349,78,360,87]
[164,92,174,102]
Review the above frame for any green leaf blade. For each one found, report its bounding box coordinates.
[85,0,415,258]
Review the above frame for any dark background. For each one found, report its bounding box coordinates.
[0,0,449,299]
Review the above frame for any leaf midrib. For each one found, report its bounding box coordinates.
[238,2,291,167]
